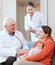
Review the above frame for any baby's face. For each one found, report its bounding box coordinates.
[37,43,43,49]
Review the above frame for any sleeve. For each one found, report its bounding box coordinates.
[25,40,54,61]
[24,16,29,31]
[16,31,29,49]
[0,40,16,57]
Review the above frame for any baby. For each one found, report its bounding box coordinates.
[17,42,44,60]
[27,42,44,56]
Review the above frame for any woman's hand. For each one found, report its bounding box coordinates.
[29,29,36,33]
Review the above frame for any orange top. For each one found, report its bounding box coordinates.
[25,37,54,65]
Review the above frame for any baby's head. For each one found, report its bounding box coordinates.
[37,42,44,49]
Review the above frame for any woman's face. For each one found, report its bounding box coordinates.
[39,29,47,39]
[26,5,35,16]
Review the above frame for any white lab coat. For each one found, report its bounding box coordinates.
[24,11,47,41]
[0,30,29,63]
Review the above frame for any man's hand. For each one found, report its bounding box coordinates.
[16,49,29,56]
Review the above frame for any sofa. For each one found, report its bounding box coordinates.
[13,41,55,65]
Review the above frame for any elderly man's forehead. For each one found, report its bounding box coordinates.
[6,19,16,24]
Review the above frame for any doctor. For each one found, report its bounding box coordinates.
[24,1,47,41]
[0,17,29,65]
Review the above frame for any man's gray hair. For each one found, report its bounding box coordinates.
[3,17,15,26]
[3,17,9,26]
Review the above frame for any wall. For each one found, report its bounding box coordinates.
[48,0,55,40]
[2,0,16,21]
[16,4,31,41]
[35,2,40,11]
[0,0,2,30]
[40,0,48,24]
[40,0,55,40]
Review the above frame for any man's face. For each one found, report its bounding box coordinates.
[5,19,16,33]
[26,5,35,16]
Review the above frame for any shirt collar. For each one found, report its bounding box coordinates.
[8,32,15,36]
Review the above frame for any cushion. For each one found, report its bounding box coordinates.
[27,41,34,49]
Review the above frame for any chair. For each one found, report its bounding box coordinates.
[51,46,55,65]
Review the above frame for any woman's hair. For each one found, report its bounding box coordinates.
[25,2,35,8]
[41,25,54,44]
[41,26,52,37]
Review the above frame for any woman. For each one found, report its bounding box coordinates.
[13,26,54,65]
[24,2,47,41]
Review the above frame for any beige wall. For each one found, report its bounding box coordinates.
[16,4,31,41]
[35,2,40,11]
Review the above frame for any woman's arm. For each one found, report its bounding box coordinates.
[25,40,54,61]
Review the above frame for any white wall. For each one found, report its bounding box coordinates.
[0,0,2,30]
[2,0,16,21]
[40,0,48,24]
[41,0,55,40]
[48,0,55,40]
